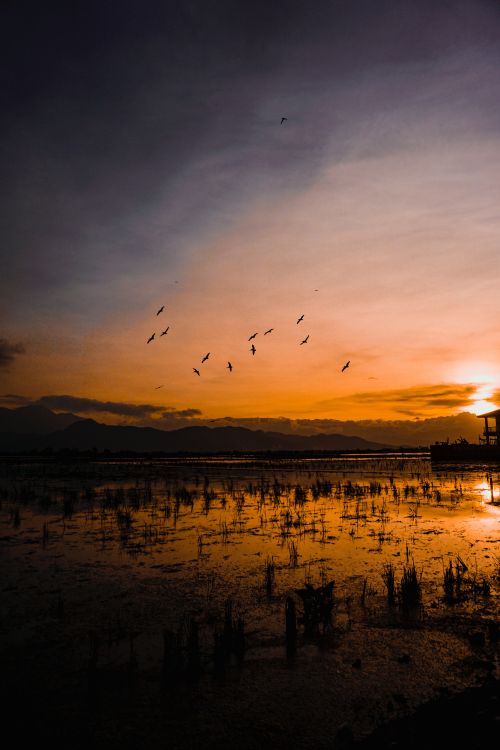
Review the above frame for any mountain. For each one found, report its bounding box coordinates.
[0,419,390,453]
[207,412,484,446]
[0,405,80,434]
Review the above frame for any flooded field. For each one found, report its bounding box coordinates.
[1,455,499,748]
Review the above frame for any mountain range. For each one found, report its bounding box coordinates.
[0,406,390,453]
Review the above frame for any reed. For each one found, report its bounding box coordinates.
[382,563,396,605]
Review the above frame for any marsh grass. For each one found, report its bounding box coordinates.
[288,539,299,567]
[296,579,335,636]
[382,563,396,605]
[264,556,276,597]
[399,564,422,610]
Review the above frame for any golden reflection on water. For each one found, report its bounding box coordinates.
[2,458,500,602]
[474,477,497,504]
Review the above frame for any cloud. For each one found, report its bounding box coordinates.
[36,394,201,421]
[167,408,202,418]
[318,384,479,412]
[490,390,500,407]
[0,339,25,369]
[0,393,31,406]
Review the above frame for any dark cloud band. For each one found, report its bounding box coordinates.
[0,339,25,368]
[36,394,201,420]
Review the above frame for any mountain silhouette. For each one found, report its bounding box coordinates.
[0,405,80,434]
[0,417,390,453]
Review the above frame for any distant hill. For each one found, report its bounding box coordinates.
[211,412,484,447]
[0,405,80,434]
[0,418,390,453]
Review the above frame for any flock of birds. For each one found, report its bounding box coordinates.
[145,117,351,386]
[147,303,350,382]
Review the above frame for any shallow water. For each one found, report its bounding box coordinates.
[2,456,500,623]
[1,456,499,747]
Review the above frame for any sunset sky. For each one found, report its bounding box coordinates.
[2,0,500,427]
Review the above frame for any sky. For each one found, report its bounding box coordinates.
[1,0,500,428]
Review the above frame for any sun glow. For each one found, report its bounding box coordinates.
[468,383,498,416]
[469,399,497,416]
[449,364,499,416]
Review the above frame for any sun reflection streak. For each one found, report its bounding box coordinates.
[474,478,496,504]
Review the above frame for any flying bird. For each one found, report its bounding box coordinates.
[201,353,210,363]
[341,360,350,372]
[250,344,256,355]
[227,361,233,372]
[147,333,155,344]
[160,327,170,336]
[248,332,258,341]
[281,117,288,124]
[193,368,201,376]
[156,305,164,315]
[264,328,274,335]
[296,314,304,324]
[300,335,309,345]
[155,385,164,389]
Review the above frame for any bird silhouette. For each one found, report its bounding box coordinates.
[250,344,256,355]
[341,360,350,372]
[156,305,164,315]
[281,117,288,124]
[201,353,210,363]
[147,333,155,344]
[155,385,164,389]
[296,314,304,324]
[193,368,201,376]
[227,361,233,372]
[300,335,309,345]
[264,328,274,335]
[248,332,258,341]
[160,327,170,336]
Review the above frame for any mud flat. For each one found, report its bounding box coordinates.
[1,456,499,747]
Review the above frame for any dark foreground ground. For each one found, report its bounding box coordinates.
[2,617,498,750]
[2,674,499,749]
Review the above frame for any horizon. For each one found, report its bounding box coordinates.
[0,400,489,448]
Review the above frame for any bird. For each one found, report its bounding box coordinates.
[193,368,200,376]
[201,352,210,363]
[281,117,288,125]
[296,314,304,324]
[147,333,155,344]
[160,327,170,336]
[155,385,164,389]
[156,305,164,315]
[300,335,309,345]
[250,344,256,355]
[341,360,350,372]
[264,328,274,335]
[248,332,258,341]
[227,361,233,372]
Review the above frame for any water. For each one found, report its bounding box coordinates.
[1,456,499,746]
[2,455,499,630]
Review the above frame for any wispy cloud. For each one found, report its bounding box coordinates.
[318,384,479,414]
[0,339,25,369]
